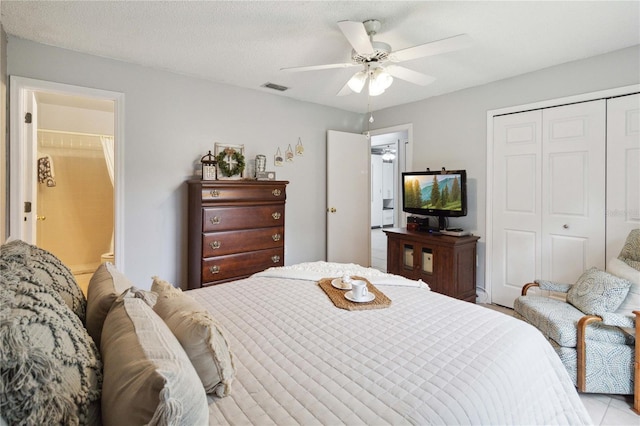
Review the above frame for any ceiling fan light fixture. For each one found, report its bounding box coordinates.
[368,78,386,96]
[372,67,393,89]
[347,71,367,93]
[368,66,393,96]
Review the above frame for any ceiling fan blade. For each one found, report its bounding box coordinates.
[337,80,354,96]
[280,62,358,72]
[337,20,374,56]
[390,34,472,62]
[385,65,436,86]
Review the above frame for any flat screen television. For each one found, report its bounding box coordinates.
[402,170,467,230]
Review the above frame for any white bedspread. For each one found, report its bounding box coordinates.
[254,261,429,289]
[191,265,591,425]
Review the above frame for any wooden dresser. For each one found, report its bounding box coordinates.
[187,180,288,289]
[384,228,479,303]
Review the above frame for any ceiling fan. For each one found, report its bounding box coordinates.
[281,19,472,97]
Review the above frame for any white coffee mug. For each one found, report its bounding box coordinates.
[351,280,368,301]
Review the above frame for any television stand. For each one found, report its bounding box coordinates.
[440,229,471,237]
[383,227,479,302]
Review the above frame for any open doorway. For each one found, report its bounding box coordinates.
[369,125,411,271]
[36,93,115,293]
[9,77,124,294]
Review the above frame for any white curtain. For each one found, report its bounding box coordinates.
[100,136,115,186]
[100,136,115,253]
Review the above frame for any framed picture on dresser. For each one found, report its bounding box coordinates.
[214,143,246,180]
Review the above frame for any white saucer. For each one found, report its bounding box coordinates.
[331,278,351,290]
[344,291,375,303]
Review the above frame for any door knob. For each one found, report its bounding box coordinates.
[329,207,337,213]
[563,224,569,229]
[37,216,46,221]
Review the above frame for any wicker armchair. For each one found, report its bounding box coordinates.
[514,230,640,413]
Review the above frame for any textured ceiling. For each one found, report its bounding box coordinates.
[2,1,639,113]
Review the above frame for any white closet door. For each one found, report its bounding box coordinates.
[541,100,606,283]
[606,93,640,261]
[491,100,606,308]
[491,110,542,308]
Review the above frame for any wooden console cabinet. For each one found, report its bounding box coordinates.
[187,180,288,289]
[384,228,480,303]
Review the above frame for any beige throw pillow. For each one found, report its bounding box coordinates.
[152,277,236,397]
[85,263,135,350]
[100,290,208,426]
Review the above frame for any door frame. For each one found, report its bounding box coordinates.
[368,123,414,228]
[9,76,126,270]
[485,84,639,304]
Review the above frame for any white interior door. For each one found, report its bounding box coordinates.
[541,100,606,282]
[606,93,640,261]
[327,130,370,265]
[491,110,543,308]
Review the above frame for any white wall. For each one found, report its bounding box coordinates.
[371,45,640,299]
[7,36,364,289]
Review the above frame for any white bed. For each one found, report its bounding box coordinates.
[190,262,592,425]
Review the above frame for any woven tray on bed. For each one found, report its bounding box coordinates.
[318,276,392,311]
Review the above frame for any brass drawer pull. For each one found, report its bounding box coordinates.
[210,216,221,225]
[272,189,281,197]
[209,265,220,274]
[271,255,281,263]
[272,233,281,242]
[209,241,222,250]
[272,212,281,220]
[209,189,220,198]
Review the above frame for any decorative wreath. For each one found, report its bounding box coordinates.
[216,148,245,177]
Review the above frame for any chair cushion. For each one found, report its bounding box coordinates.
[100,289,208,426]
[515,296,584,347]
[0,258,102,425]
[547,339,634,394]
[566,267,631,316]
[514,295,633,347]
[151,277,236,397]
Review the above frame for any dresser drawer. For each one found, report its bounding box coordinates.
[202,227,284,257]
[201,247,284,284]
[203,205,284,232]
[201,184,286,202]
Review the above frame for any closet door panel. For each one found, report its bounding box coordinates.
[607,93,640,262]
[542,100,606,281]
[506,154,537,213]
[548,152,588,216]
[504,229,537,291]
[491,110,542,307]
[548,235,588,283]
